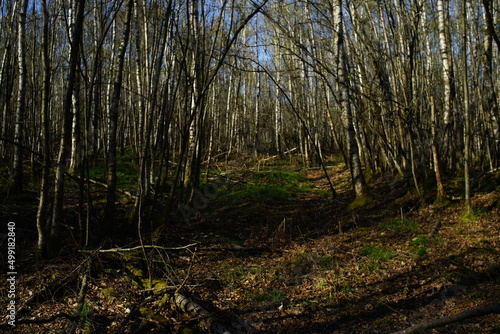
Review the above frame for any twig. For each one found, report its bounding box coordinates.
[69,273,89,334]
[78,243,197,254]
[176,250,197,294]
[17,256,94,316]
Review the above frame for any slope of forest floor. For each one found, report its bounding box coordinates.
[1,156,500,333]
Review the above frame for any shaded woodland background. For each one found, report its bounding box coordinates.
[0,0,500,333]
[0,0,499,254]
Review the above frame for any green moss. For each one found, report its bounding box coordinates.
[139,307,169,325]
[51,272,62,280]
[433,195,452,207]
[347,193,373,211]
[101,288,116,301]
[461,207,478,222]
[156,294,171,308]
[415,247,428,257]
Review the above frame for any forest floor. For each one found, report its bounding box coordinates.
[1,156,500,333]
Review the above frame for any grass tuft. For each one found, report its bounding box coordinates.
[380,218,419,235]
[360,244,395,261]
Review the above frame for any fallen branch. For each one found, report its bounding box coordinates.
[427,221,442,238]
[173,292,232,334]
[253,148,297,170]
[79,244,270,256]
[199,246,272,255]
[392,303,500,334]
[78,243,197,254]
[70,175,136,199]
[69,273,89,334]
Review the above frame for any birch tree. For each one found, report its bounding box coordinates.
[335,0,372,208]
[36,0,52,259]
[437,0,457,169]
[104,0,134,226]
[51,0,86,255]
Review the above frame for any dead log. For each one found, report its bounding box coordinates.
[173,292,232,334]
[392,303,500,334]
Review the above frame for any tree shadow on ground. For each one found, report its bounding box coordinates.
[251,249,500,333]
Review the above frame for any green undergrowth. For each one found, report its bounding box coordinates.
[360,244,395,261]
[216,169,314,205]
[380,218,420,235]
[88,151,138,191]
[253,288,285,305]
[410,235,431,258]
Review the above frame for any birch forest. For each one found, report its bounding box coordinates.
[1,0,499,333]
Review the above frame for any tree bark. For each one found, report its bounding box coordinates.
[437,0,456,169]
[335,0,371,208]
[12,0,28,194]
[481,0,500,168]
[462,0,472,216]
[173,292,233,334]
[36,0,52,259]
[51,0,86,256]
[104,0,134,226]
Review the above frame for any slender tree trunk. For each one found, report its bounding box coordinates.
[51,0,86,256]
[104,0,134,226]
[12,0,28,194]
[36,0,52,260]
[462,0,473,217]
[254,68,261,156]
[0,48,14,159]
[335,0,371,208]
[437,0,456,169]
[69,1,81,173]
[133,1,172,222]
[0,5,18,160]
[274,47,282,156]
[431,97,448,203]
[69,81,81,172]
[481,0,500,168]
